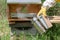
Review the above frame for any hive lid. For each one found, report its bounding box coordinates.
[7,0,42,4]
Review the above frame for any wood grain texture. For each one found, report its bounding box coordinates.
[9,16,60,24]
[8,4,41,13]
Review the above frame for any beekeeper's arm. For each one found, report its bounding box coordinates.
[37,0,56,16]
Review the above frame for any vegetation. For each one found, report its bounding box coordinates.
[0,0,11,40]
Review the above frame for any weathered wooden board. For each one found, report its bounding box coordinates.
[9,16,60,24]
[7,0,41,4]
[8,4,41,13]
[8,16,60,23]
[48,16,60,20]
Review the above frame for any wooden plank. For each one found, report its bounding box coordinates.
[48,16,60,20]
[50,20,60,23]
[8,16,60,23]
[9,22,15,24]
[49,16,60,23]
[8,18,31,21]
[9,19,60,23]
[8,4,41,13]
[7,0,41,4]
[11,13,36,18]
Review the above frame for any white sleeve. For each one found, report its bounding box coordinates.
[42,0,56,9]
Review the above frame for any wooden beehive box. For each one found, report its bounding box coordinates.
[7,0,42,24]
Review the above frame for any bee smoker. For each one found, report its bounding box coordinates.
[37,15,52,29]
[32,17,46,34]
[32,15,52,34]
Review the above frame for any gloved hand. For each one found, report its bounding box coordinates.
[37,6,47,16]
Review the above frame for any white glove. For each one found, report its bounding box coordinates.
[42,0,56,9]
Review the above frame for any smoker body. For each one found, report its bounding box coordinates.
[32,15,52,34]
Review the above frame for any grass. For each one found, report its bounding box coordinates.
[16,23,60,40]
[11,24,60,40]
